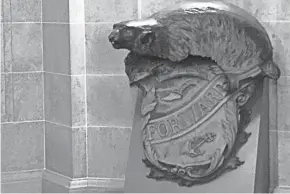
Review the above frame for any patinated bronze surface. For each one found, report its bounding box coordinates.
[108,0,280,187]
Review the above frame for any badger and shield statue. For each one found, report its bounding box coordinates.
[108,0,280,187]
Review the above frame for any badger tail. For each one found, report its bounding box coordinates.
[260,60,281,80]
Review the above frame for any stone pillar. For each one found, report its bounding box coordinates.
[108,0,281,192]
[42,0,135,192]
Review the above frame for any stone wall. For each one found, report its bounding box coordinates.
[1,0,44,192]
[1,0,290,192]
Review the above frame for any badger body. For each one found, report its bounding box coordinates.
[108,0,280,80]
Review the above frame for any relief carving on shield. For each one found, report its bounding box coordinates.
[108,0,280,187]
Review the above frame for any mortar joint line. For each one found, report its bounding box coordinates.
[40,0,46,170]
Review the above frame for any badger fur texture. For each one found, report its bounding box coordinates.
[108,0,280,80]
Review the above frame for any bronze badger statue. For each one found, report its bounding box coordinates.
[108,0,280,89]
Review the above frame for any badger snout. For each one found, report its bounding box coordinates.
[108,32,117,42]
[108,30,122,49]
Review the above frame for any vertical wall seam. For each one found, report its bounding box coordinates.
[8,0,14,122]
[0,0,2,178]
[84,21,89,181]
[68,0,87,179]
[41,0,46,170]
[78,0,89,179]
[67,0,73,133]
[9,0,12,22]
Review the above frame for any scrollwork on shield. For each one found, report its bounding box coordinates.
[131,57,258,186]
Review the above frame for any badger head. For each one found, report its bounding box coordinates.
[108,19,164,57]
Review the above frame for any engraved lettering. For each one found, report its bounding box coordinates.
[198,101,210,116]
[192,102,202,121]
[147,124,156,140]
[206,88,224,104]
[158,122,170,137]
[214,82,228,96]
[167,118,181,134]
[177,108,196,127]
[194,91,214,118]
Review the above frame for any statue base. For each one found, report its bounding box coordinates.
[124,79,269,193]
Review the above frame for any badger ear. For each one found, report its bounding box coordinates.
[139,31,155,44]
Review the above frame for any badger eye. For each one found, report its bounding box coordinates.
[122,29,134,37]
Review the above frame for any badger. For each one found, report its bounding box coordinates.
[108,0,280,83]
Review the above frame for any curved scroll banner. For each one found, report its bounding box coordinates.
[108,0,280,188]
